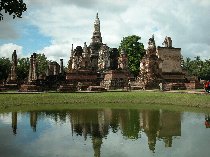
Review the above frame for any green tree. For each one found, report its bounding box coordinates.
[0,57,11,81]
[182,57,191,71]
[36,53,49,75]
[191,56,203,77]
[0,0,27,21]
[120,110,140,139]
[17,57,29,82]
[16,54,49,82]
[182,56,210,80]
[202,59,210,80]
[119,35,145,77]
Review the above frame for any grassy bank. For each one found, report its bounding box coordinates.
[0,91,210,113]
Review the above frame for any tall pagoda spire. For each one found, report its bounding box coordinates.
[94,12,100,32]
[71,44,74,58]
[91,12,102,43]
[90,13,103,71]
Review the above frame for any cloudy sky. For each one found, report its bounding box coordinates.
[0,0,210,65]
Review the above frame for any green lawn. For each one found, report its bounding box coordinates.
[0,91,210,113]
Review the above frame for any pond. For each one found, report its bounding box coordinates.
[0,109,210,157]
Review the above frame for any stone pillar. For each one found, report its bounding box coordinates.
[68,44,74,71]
[28,55,33,83]
[11,50,17,81]
[83,42,88,57]
[71,44,74,58]
[32,53,37,81]
[53,64,57,75]
[60,59,64,74]
[7,50,18,83]
[28,53,37,83]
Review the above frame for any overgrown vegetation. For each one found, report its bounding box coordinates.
[0,57,11,81]
[182,56,210,80]
[119,35,145,77]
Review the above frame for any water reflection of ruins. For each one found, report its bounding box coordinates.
[11,109,181,155]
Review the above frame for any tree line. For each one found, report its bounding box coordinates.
[0,54,48,83]
[1,35,210,83]
[182,56,210,80]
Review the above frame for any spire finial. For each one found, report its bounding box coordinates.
[94,12,100,32]
[95,12,99,23]
[71,44,74,57]
[96,12,99,19]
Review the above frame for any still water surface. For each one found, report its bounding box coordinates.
[0,109,210,157]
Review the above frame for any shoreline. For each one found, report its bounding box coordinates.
[0,90,210,113]
[0,88,207,94]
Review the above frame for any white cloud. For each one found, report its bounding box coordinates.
[184,43,210,59]
[0,13,21,39]
[0,113,23,124]
[0,43,23,58]
[1,0,210,64]
[0,113,12,124]
[0,22,19,39]
[192,0,210,7]
[36,42,72,65]
[119,0,210,58]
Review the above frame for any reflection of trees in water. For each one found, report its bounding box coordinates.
[119,109,140,139]
[10,109,181,154]
[110,110,120,133]
[68,109,181,153]
[44,111,67,123]
[12,112,39,134]
[69,109,111,157]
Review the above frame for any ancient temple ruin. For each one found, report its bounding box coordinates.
[2,12,200,92]
[138,35,186,89]
[68,13,111,72]
[46,61,60,76]
[139,35,160,89]
[157,36,184,82]
[19,53,41,92]
[62,13,130,91]
[101,49,129,90]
